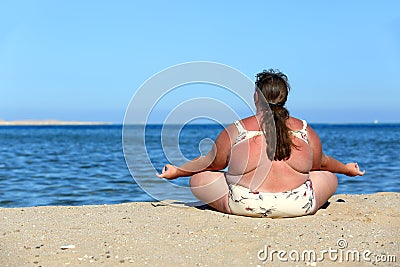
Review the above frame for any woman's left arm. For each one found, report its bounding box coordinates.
[320,154,365,176]
[308,124,365,176]
[156,125,234,180]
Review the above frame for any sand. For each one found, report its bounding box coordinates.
[1,193,399,266]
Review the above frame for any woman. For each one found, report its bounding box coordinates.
[156,69,365,218]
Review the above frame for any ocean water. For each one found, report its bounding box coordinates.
[0,124,399,208]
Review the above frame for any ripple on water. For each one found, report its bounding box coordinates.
[0,124,399,207]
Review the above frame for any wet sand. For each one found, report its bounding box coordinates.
[1,193,399,266]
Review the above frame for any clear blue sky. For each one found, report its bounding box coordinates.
[1,1,399,123]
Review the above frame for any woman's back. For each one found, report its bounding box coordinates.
[226,116,316,193]
[157,69,361,218]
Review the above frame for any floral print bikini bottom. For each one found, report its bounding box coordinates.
[228,180,316,218]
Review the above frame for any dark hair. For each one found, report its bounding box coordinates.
[255,69,295,161]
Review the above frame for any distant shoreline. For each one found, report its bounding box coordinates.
[0,120,112,126]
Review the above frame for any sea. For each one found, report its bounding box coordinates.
[0,123,399,208]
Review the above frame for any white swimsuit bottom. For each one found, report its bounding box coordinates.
[227,180,316,218]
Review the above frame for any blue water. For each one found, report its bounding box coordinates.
[0,124,399,208]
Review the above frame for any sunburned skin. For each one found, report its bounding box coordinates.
[226,116,313,194]
[156,113,363,216]
[156,70,365,217]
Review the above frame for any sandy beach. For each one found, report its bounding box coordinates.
[1,193,398,266]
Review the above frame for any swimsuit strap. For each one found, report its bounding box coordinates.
[233,120,246,135]
[291,119,309,144]
[301,119,307,131]
[233,120,263,145]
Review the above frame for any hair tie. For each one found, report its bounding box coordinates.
[268,102,284,107]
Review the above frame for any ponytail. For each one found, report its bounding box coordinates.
[269,106,294,160]
[256,69,296,161]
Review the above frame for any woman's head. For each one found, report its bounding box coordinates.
[255,69,291,106]
[255,69,295,161]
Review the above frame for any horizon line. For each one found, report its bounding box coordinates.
[1,119,399,126]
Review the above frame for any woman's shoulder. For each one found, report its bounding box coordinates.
[287,116,307,130]
[239,115,262,131]
[238,115,257,122]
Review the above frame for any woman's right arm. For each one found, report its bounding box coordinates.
[320,154,365,176]
[308,125,365,177]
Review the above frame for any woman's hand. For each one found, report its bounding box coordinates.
[156,164,180,180]
[345,162,366,176]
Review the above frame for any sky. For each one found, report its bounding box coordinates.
[0,1,399,123]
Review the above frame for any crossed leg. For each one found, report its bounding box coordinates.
[189,171,231,214]
[190,170,338,216]
[308,170,338,213]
